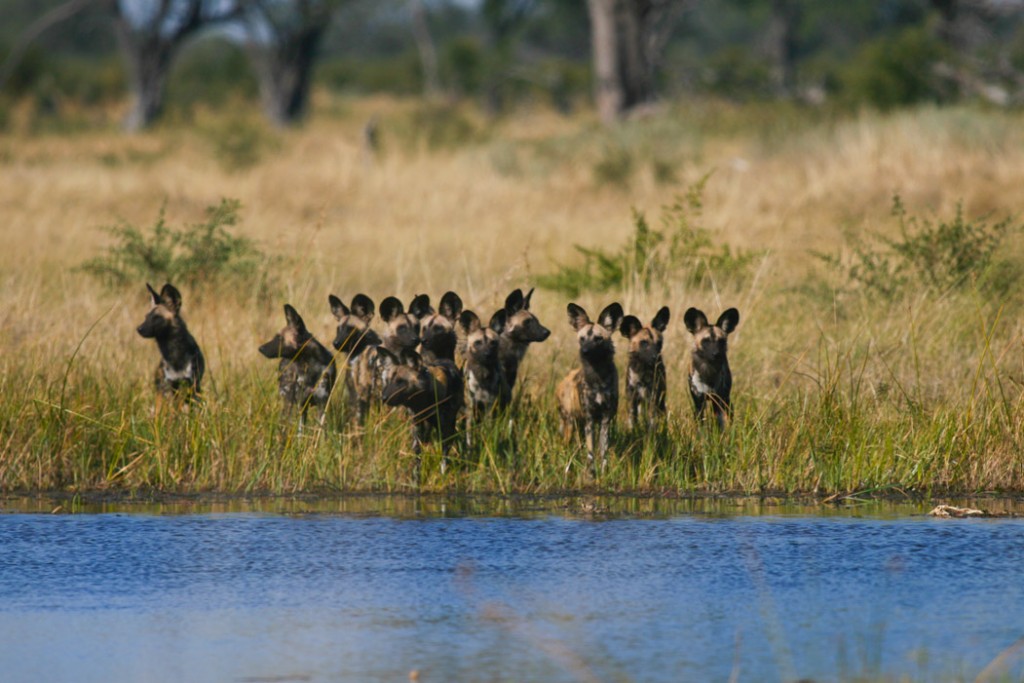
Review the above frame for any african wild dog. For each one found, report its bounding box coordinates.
[458,309,511,444]
[329,293,382,426]
[378,347,464,475]
[619,306,670,430]
[683,307,740,428]
[556,302,624,475]
[417,291,463,365]
[136,282,205,404]
[493,288,551,393]
[258,304,336,428]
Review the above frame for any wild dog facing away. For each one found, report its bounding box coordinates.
[556,302,624,476]
[683,307,740,429]
[329,293,382,427]
[620,306,670,430]
[136,282,205,406]
[377,347,464,477]
[258,304,337,429]
[458,308,511,445]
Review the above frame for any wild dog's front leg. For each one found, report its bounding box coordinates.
[598,416,611,473]
[584,419,596,473]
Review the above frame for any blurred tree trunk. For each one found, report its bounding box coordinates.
[245,0,337,127]
[767,0,801,98]
[410,0,440,98]
[587,0,688,124]
[114,0,237,131]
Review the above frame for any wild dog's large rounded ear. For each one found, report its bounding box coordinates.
[523,288,535,310]
[328,294,349,320]
[488,309,507,335]
[459,309,482,334]
[160,284,182,313]
[620,315,643,339]
[351,294,375,322]
[717,308,740,334]
[598,303,624,332]
[567,303,590,331]
[376,346,400,369]
[439,291,463,321]
[379,296,404,322]
[284,303,306,332]
[684,307,708,334]
[409,294,433,320]
[146,282,161,307]
[505,289,524,314]
[652,306,670,333]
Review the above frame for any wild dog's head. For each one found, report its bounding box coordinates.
[620,306,670,366]
[418,291,463,361]
[137,283,184,339]
[566,302,624,361]
[379,296,421,353]
[377,347,426,407]
[259,304,314,359]
[683,307,739,363]
[329,293,379,353]
[459,309,503,366]
[500,288,551,344]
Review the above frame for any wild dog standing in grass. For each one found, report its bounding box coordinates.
[378,347,464,476]
[458,309,511,446]
[259,304,336,429]
[493,288,551,393]
[137,283,205,407]
[683,307,740,429]
[557,303,624,475]
[417,291,463,365]
[619,307,670,430]
[329,293,382,427]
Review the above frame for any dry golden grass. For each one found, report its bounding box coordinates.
[3,95,1024,494]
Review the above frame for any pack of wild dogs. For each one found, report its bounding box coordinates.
[138,282,740,475]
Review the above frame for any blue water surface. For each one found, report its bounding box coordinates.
[1,509,1023,682]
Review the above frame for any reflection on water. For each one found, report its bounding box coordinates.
[1,497,1023,683]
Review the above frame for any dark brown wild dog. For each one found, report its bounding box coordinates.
[259,304,336,428]
[329,293,382,426]
[492,288,551,393]
[683,307,740,428]
[458,309,511,444]
[378,347,464,476]
[619,306,670,430]
[417,291,463,364]
[136,283,205,405]
[556,302,624,475]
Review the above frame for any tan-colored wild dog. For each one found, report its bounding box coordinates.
[458,309,511,444]
[557,302,624,475]
[620,306,670,430]
[258,304,336,429]
[417,291,463,365]
[136,282,205,407]
[492,288,551,393]
[329,293,382,426]
[377,347,464,476]
[683,307,740,428]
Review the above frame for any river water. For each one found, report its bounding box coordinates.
[1,497,1022,683]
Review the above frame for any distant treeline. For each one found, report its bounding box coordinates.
[1,0,1023,129]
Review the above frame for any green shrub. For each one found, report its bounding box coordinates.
[822,195,1022,299]
[841,27,948,110]
[592,144,634,188]
[387,103,486,152]
[537,175,761,297]
[80,198,273,295]
[204,117,280,172]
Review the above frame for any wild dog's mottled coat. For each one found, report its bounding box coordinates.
[378,347,464,474]
[620,307,670,430]
[495,288,551,393]
[259,304,336,427]
[683,307,740,428]
[136,283,205,403]
[458,309,510,442]
[329,293,382,426]
[556,302,624,474]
